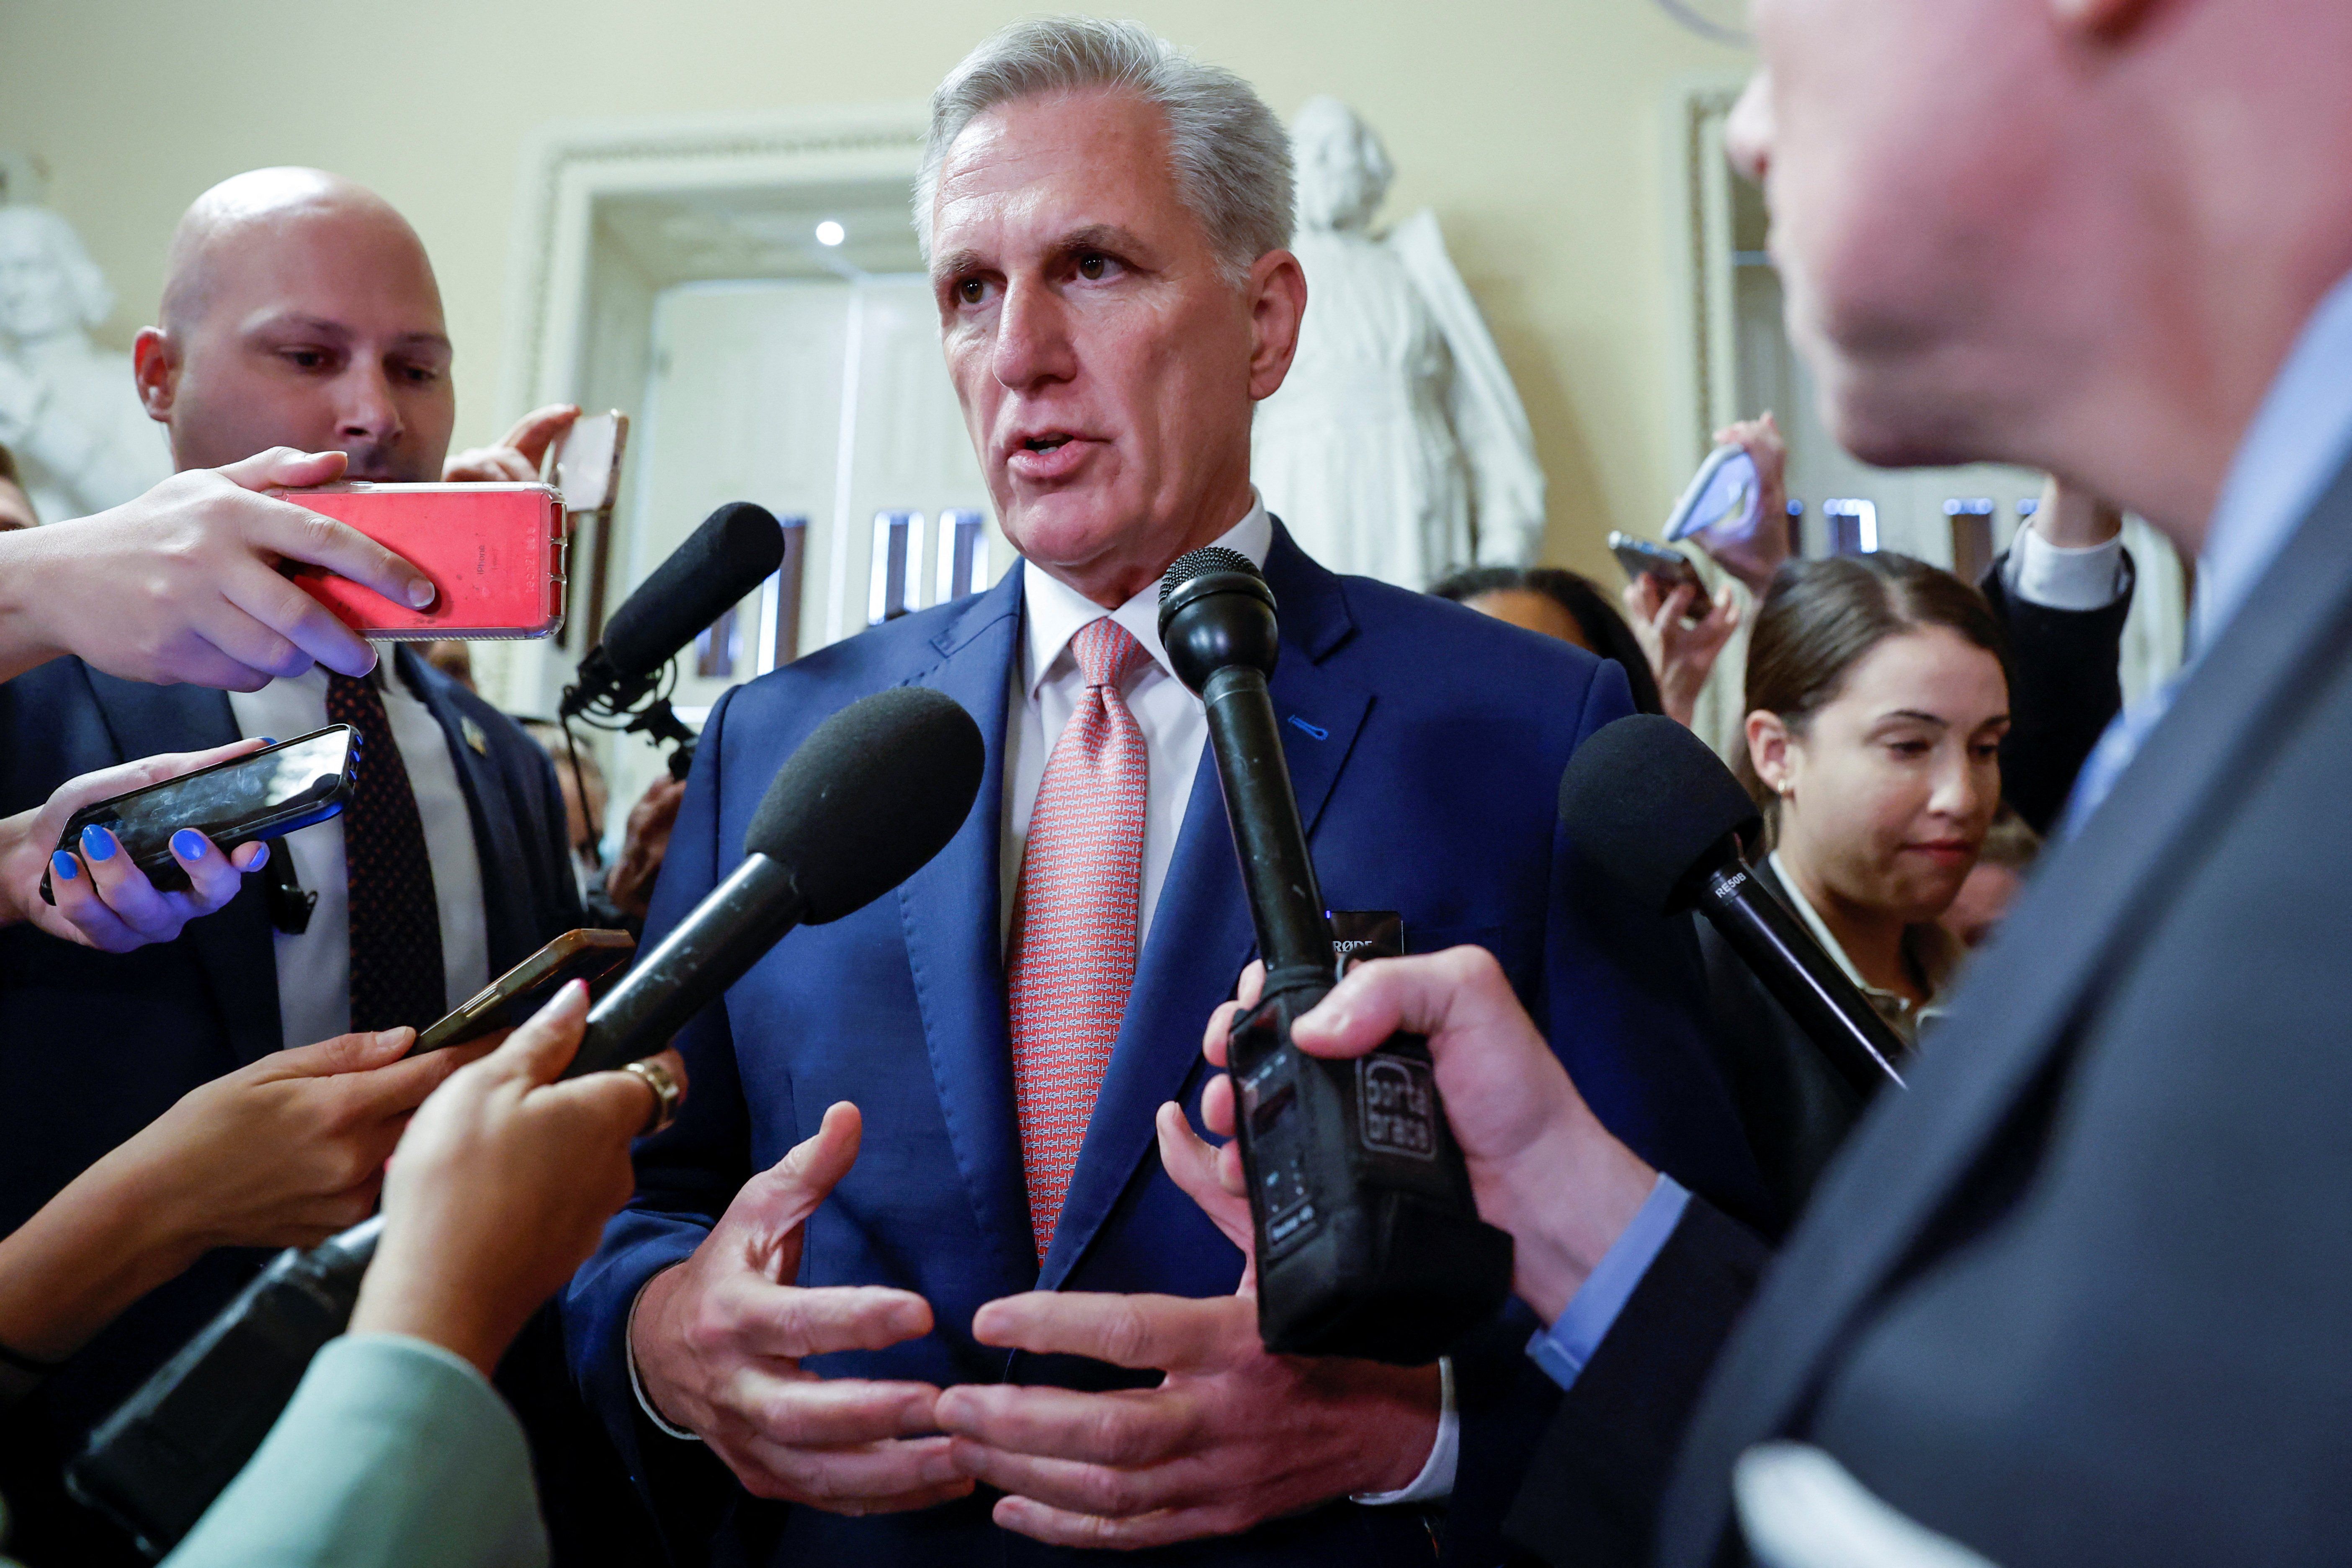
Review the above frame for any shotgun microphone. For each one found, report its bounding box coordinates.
[68,687,986,1559]
[1556,713,1906,1097]
[1158,548,1512,1366]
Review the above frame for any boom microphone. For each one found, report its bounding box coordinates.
[1556,713,1906,1097]
[560,501,786,738]
[68,687,986,1560]
[1159,548,1512,1366]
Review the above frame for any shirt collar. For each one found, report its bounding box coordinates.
[1019,495,1273,701]
[2192,268,2352,659]
[1765,850,1959,1017]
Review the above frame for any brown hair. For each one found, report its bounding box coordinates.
[1738,553,2010,817]
[0,440,18,487]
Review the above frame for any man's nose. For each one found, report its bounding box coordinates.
[991,276,1077,392]
[1726,70,1774,188]
[335,363,406,445]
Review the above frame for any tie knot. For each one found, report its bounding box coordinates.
[1071,616,1150,692]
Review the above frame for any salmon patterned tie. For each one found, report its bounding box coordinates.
[1007,615,1154,1259]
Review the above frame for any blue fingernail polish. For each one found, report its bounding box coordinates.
[50,850,78,882]
[247,842,270,871]
[171,829,209,861]
[80,824,118,862]
[259,736,278,747]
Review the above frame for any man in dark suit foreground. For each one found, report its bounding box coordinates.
[0,168,597,1564]
[1181,0,2352,1563]
[566,17,1765,1567]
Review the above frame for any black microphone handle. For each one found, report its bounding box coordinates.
[1694,859,1908,1095]
[1198,664,1334,997]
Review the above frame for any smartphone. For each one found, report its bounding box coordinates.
[276,482,567,641]
[1608,530,1708,598]
[551,411,629,515]
[1663,444,1762,544]
[409,928,636,1054]
[40,726,356,903]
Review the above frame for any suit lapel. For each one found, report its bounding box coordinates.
[900,571,1034,1287]
[1663,454,2352,1563]
[1041,523,1371,1287]
[83,669,283,1061]
[395,646,537,971]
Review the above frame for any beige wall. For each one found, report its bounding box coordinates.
[0,0,1751,579]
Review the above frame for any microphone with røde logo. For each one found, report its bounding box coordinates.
[1157,547,1513,1366]
[67,687,987,1560]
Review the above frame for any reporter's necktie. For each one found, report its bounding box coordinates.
[326,667,446,1033]
[1007,616,1152,1259]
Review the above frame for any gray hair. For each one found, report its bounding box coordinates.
[915,17,1293,284]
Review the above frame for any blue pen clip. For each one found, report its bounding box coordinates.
[1288,715,1329,742]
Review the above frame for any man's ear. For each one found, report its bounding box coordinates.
[2049,0,2164,39]
[131,327,177,424]
[1244,248,1308,403]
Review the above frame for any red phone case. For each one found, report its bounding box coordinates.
[276,482,567,641]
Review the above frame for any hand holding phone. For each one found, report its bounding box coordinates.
[1608,530,1708,610]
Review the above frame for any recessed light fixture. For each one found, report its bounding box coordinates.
[814,220,846,247]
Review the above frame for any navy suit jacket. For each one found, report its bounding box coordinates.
[564,524,1767,1568]
[0,645,582,1564]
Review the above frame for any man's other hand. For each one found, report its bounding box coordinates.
[0,742,275,950]
[629,1102,971,1513]
[0,448,435,688]
[443,404,578,484]
[936,1285,1440,1549]
[1200,952,1656,1326]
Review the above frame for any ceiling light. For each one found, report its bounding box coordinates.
[814,220,845,247]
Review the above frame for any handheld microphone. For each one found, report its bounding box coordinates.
[561,502,787,775]
[68,687,985,1560]
[1555,713,1906,1097]
[1159,548,1512,1366]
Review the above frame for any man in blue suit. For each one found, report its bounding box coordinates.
[0,168,595,1566]
[567,18,1765,1566]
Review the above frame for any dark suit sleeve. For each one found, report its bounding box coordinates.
[1445,657,1774,1565]
[562,687,757,1524]
[1980,551,2135,836]
[1503,1199,1771,1568]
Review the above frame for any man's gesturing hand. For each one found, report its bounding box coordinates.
[935,1284,1439,1549]
[629,1102,972,1514]
[1199,951,1657,1325]
[443,404,578,484]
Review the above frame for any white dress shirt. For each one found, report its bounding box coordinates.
[227,655,489,1051]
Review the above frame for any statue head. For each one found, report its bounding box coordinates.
[0,207,113,345]
[1292,98,1393,234]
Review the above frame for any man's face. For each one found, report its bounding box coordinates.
[0,220,77,342]
[145,206,455,479]
[0,477,36,531]
[930,88,1292,602]
[1731,0,2090,469]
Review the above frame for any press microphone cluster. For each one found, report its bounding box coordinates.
[1159,548,1513,1367]
[560,501,787,778]
[67,687,987,1560]
[1556,713,1906,1097]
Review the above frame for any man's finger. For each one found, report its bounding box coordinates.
[496,404,580,470]
[1200,998,1243,1068]
[738,1375,947,1447]
[747,1101,864,1230]
[969,1291,1257,1374]
[1155,1103,1251,1254]
[1289,945,1520,1061]
[734,1434,967,1510]
[736,1284,934,1360]
[936,1382,1188,1468]
[992,1493,1237,1552]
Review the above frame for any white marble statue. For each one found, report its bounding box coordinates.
[0,207,171,524]
[1253,98,1546,587]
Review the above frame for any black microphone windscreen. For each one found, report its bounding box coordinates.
[602,502,787,680]
[1557,713,1762,914]
[746,687,986,924]
[1158,545,1262,602]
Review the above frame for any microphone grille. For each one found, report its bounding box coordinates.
[1556,714,1762,915]
[1158,546,1262,605]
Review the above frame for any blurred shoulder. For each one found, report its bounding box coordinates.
[1332,571,1605,705]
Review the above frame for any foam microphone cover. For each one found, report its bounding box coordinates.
[1557,713,1763,915]
[747,686,986,923]
[602,502,787,680]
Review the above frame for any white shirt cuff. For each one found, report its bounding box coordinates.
[1525,1173,1691,1392]
[626,1271,703,1442]
[1351,1356,1457,1505]
[2005,523,2129,611]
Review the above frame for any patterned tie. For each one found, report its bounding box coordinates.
[325,667,446,1033]
[1007,616,1153,1258]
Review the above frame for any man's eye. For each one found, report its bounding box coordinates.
[283,349,327,370]
[957,278,986,305]
[1078,254,1108,281]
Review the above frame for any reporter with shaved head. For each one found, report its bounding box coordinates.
[564,18,1765,1568]
[0,168,595,1565]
